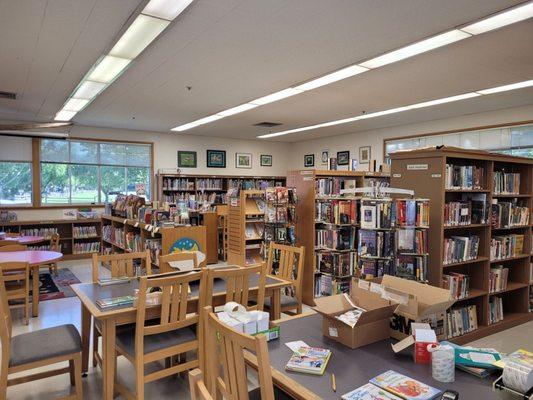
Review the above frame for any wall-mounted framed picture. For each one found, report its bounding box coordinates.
[359,146,371,164]
[321,149,329,165]
[337,151,350,165]
[260,154,272,167]
[304,154,315,167]
[236,152,252,168]
[206,150,226,168]
[178,151,197,168]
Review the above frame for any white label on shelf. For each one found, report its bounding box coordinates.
[230,198,238,206]
[303,177,314,181]
[328,326,338,337]
[300,170,313,175]
[393,173,402,178]
[407,164,428,170]
[431,173,442,178]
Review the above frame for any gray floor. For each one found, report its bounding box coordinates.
[6,260,533,399]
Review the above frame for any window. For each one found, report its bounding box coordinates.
[0,137,33,206]
[40,139,151,205]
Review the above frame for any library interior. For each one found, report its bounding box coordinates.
[1,1,533,399]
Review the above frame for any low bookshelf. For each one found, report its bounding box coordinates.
[390,147,532,344]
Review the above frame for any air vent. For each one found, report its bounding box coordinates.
[0,91,17,100]
[254,121,282,128]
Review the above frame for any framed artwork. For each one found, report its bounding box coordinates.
[178,151,197,168]
[207,150,226,168]
[337,151,350,165]
[359,146,371,164]
[236,152,252,168]
[260,154,272,167]
[304,154,315,167]
[321,149,329,165]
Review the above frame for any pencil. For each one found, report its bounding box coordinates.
[331,373,336,392]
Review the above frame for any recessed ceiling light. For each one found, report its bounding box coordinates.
[476,79,533,95]
[250,88,304,105]
[87,55,132,84]
[294,65,369,91]
[73,81,107,99]
[54,110,77,122]
[461,2,533,35]
[62,98,90,112]
[143,0,194,21]
[217,103,258,117]
[359,30,471,69]
[407,92,480,109]
[172,114,224,131]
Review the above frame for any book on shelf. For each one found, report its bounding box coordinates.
[285,346,331,375]
[488,296,504,324]
[315,178,356,196]
[397,229,427,254]
[444,193,489,226]
[73,242,100,254]
[316,251,357,277]
[73,225,98,238]
[21,227,58,239]
[442,272,470,300]
[490,234,524,260]
[445,163,484,190]
[358,229,395,258]
[368,370,441,400]
[394,255,427,282]
[315,199,357,225]
[446,304,478,338]
[314,274,350,297]
[316,227,356,251]
[360,258,393,279]
[491,200,529,228]
[196,178,223,190]
[489,265,509,293]
[493,171,521,195]
[443,235,480,265]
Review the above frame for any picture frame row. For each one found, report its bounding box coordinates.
[305,146,371,167]
[178,150,273,168]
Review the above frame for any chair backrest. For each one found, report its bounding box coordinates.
[203,306,275,400]
[0,264,27,341]
[91,250,152,283]
[50,233,60,251]
[135,270,205,357]
[267,243,305,300]
[205,264,266,312]
[0,244,27,252]
[159,252,199,274]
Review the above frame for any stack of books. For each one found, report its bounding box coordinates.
[443,235,480,265]
[490,234,524,260]
[96,295,134,308]
[491,200,529,228]
[442,272,470,299]
[493,171,521,195]
[489,265,509,293]
[489,297,504,324]
[445,164,484,190]
[446,304,478,338]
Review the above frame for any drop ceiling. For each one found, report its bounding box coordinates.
[0,0,532,142]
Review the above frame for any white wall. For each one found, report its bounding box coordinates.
[289,104,533,171]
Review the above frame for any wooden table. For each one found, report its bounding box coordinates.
[71,274,291,400]
[4,235,46,245]
[0,250,63,317]
[246,313,507,400]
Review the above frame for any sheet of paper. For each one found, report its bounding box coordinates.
[168,260,195,271]
[469,352,497,364]
[285,340,309,353]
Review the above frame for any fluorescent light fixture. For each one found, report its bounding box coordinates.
[217,103,258,117]
[109,14,169,59]
[476,79,533,95]
[87,55,131,83]
[73,80,107,99]
[172,114,224,131]
[357,107,411,119]
[54,110,77,122]
[62,98,90,112]
[250,88,304,105]
[407,92,480,109]
[360,30,471,69]
[143,0,194,21]
[461,2,533,35]
[294,65,369,91]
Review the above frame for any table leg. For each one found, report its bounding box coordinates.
[102,318,116,400]
[271,288,281,320]
[32,265,39,317]
[80,303,90,375]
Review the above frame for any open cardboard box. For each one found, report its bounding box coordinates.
[391,322,438,364]
[313,279,398,349]
[380,275,455,340]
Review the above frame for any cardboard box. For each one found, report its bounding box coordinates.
[380,275,455,340]
[313,280,398,349]
[391,323,437,364]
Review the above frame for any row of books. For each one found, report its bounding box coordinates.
[227,179,282,190]
[360,255,428,282]
[442,272,470,300]
[315,178,356,196]
[316,227,356,250]
[314,274,350,297]
[264,225,295,245]
[493,171,521,195]
[358,230,395,258]
[489,296,504,324]
[196,178,223,190]
[145,239,162,266]
[162,178,195,190]
[361,199,430,229]
[446,304,478,338]
[102,225,124,247]
[316,251,357,277]
[397,228,428,254]
[28,244,62,252]
[489,265,509,293]
[491,201,529,228]
[160,192,223,207]
[490,233,524,260]
[245,223,264,240]
[73,242,100,254]
[445,163,484,190]
[443,235,480,265]
[265,206,295,223]
[397,199,430,227]
[73,226,98,238]
[315,200,357,225]
[444,194,488,226]
[20,227,58,239]
[265,187,297,204]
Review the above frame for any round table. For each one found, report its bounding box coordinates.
[4,235,46,245]
[0,250,63,317]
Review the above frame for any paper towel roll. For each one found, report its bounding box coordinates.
[502,360,533,394]
[428,344,455,383]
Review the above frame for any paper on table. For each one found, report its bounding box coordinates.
[286,340,309,353]
[469,352,497,364]
[168,260,195,271]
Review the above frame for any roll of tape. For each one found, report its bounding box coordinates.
[502,360,533,394]
[428,344,455,383]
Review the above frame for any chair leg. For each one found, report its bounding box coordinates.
[74,354,83,399]
[135,362,145,400]
[69,359,75,386]
[0,361,8,400]
[92,322,99,367]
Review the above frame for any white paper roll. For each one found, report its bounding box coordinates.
[502,360,533,394]
[428,344,455,383]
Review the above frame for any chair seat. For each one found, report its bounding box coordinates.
[249,386,294,400]
[10,324,82,367]
[116,326,196,356]
[264,294,299,309]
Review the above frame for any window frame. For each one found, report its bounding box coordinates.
[0,160,33,207]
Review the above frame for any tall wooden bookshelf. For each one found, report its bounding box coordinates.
[286,170,390,305]
[390,147,532,344]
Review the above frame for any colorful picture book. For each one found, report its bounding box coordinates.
[342,382,402,400]
[369,370,441,399]
[285,346,331,375]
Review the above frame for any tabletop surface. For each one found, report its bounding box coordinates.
[0,250,63,266]
[270,314,502,400]
[5,235,46,244]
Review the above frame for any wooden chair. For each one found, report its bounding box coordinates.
[0,245,27,252]
[159,252,198,274]
[48,233,60,276]
[204,264,266,312]
[91,250,152,368]
[0,262,30,325]
[194,306,292,400]
[114,270,206,400]
[0,240,15,247]
[4,232,20,238]
[264,243,305,315]
[189,369,214,400]
[0,269,83,399]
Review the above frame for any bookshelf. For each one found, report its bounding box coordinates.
[390,147,532,344]
[0,219,102,260]
[286,170,390,305]
[156,173,286,207]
